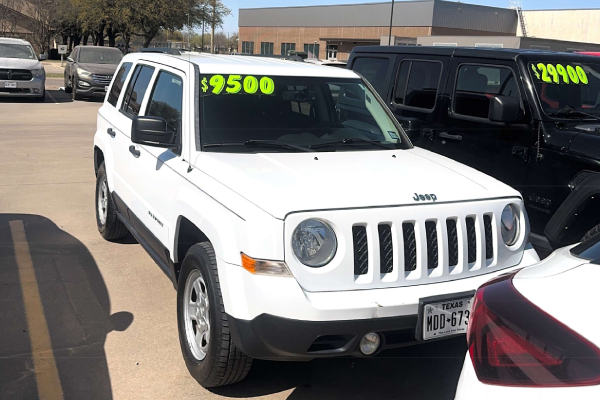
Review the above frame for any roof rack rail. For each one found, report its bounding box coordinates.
[137,48,181,55]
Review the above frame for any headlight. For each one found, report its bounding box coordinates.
[501,204,520,246]
[31,69,44,77]
[292,219,337,267]
[77,68,91,77]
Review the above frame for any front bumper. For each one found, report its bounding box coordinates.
[220,246,540,360]
[0,77,45,97]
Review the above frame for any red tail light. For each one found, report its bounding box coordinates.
[467,273,600,387]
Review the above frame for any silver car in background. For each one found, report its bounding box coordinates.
[0,38,46,101]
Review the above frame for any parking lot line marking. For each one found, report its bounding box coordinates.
[46,91,58,104]
[9,220,64,400]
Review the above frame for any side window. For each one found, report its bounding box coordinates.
[394,60,442,110]
[454,64,521,120]
[146,71,184,138]
[351,57,390,97]
[121,65,155,117]
[107,62,132,107]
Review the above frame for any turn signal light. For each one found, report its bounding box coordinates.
[467,273,600,387]
[241,253,291,277]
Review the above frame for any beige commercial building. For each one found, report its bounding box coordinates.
[522,9,600,44]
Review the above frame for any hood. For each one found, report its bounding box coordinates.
[0,57,43,70]
[77,63,119,75]
[194,148,519,219]
[569,124,600,160]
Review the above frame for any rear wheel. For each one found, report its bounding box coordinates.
[581,224,600,243]
[95,163,128,240]
[177,243,252,387]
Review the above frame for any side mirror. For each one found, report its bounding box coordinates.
[38,54,47,61]
[131,116,178,151]
[489,95,521,123]
[66,56,73,62]
[397,117,421,142]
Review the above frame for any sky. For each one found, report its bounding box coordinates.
[219,0,600,34]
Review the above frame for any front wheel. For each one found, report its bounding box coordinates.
[64,75,72,93]
[177,243,252,387]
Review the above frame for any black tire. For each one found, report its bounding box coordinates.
[582,224,600,243]
[72,77,83,100]
[64,75,72,93]
[95,163,128,240]
[177,243,252,387]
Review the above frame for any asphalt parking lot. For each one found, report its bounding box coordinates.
[0,78,468,400]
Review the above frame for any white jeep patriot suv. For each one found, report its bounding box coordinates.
[93,52,540,387]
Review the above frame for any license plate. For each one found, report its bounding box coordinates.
[421,296,473,340]
[104,86,109,91]
[4,81,17,88]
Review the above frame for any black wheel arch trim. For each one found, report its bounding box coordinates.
[544,172,600,247]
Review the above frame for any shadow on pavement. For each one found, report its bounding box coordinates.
[0,214,132,400]
[212,336,467,400]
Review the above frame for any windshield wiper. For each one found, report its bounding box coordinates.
[548,106,600,121]
[203,140,313,152]
[309,138,392,150]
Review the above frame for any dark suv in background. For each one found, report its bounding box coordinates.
[349,46,600,252]
[64,45,123,100]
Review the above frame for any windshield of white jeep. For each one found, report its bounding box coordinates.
[0,43,35,59]
[199,75,409,152]
[529,61,600,119]
[79,48,123,64]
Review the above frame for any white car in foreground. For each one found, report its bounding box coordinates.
[456,235,600,399]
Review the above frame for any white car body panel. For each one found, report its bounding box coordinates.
[455,246,600,400]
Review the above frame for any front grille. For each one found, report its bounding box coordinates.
[466,217,477,264]
[402,223,417,272]
[484,215,494,260]
[91,74,112,85]
[352,226,368,275]
[352,213,499,279]
[0,69,33,81]
[378,224,393,274]
[425,221,438,269]
[446,219,459,267]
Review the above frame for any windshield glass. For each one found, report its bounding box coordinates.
[529,61,600,118]
[199,75,408,152]
[79,48,123,64]
[0,43,35,59]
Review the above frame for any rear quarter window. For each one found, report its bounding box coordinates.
[351,57,390,97]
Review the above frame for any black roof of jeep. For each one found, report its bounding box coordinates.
[351,46,600,62]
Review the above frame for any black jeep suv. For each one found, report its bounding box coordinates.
[349,46,600,251]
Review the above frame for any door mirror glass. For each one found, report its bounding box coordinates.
[38,54,47,61]
[131,116,178,150]
[488,95,521,123]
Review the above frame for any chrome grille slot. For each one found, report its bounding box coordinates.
[484,214,493,260]
[92,74,113,85]
[402,222,417,272]
[0,69,32,81]
[425,220,438,269]
[378,224,393,274]
[465,217,477,264]
[353,226,368,275]
[446,219,459,267]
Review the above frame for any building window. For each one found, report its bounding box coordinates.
[260,42,274,55]
[281,43,296,56]
[394,60,442,110]
[304,43,320,59]
[241,41,254,54]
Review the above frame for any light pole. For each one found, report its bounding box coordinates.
[388,0,395,46]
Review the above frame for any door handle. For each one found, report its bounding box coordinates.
[107,128,115,137]
[439,132,462,141]
[129,145,141,157]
